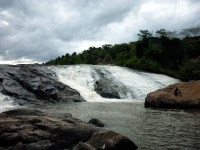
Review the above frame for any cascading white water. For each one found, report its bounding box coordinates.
[0,93,16,113]
[48,65,180,102]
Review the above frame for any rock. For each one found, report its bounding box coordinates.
[145,80,200,109]
[0,109,138,150]
[26,140,57,150]
[89,118,104,127]
[0,65,85,106]
[55,140,70,149]
[72,142,95,150]
[84,130,138,150]
[95,79,120,99]
[12,142,25,150]
[0,108,102,150]
[93,68,120,99]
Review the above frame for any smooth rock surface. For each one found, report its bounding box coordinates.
[145,80,200,109]
[0,65,85,106]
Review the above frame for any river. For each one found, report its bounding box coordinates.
[1,65,200,149]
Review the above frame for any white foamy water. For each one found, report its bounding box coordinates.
[0,93,16,113]
[48,65,180,102]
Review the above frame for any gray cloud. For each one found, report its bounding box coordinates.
[0,0,200,64]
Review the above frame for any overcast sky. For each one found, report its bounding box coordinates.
[0,0,200,64]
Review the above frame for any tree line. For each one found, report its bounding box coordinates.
[45,26,200,81]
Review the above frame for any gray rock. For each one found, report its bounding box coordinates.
[89,118,104,127]
[0,65,85,106]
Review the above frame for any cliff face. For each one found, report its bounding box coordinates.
[0,65,85,106]
[145,80,200,109]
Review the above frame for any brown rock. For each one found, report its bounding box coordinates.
[145,80,200,109]
[86,130,138,150]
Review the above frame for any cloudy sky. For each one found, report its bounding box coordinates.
[0,0,200,64]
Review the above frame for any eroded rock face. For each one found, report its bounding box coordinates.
[0,65,85,106]
[145,80,200,109]
[0,108,102,150]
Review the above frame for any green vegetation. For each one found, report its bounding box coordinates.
[46,26,200,81]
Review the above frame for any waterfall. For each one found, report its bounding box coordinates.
[0,93,16,113]
[48,65,180,102]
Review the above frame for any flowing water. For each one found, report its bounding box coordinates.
[1,65,200,149]
[48,65,179,101]
[0,93,16,113]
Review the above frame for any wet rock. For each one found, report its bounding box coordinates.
[93,68,121,99]
[145,80,200,109]
[89,118,104,127]
[0,65,85,106]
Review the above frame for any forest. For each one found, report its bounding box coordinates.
[45,26,200,81]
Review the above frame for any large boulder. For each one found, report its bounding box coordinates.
[73,130,138,150]
[0,109,138,150]
[0,108,102,150]
[0,65,85,106]
[93,67,120,99]
[145,80,200,109]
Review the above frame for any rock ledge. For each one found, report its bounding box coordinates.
[145,80,200,109]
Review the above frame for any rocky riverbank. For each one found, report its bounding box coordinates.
[145,80,200,109]
[0,65,85,106]
[0,108,138,150]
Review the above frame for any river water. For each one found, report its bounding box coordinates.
[1,65,200,149]
[32,102,200,150]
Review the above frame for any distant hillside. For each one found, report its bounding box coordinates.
[46,27,200,81]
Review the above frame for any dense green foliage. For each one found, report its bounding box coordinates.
[46,27,200,81]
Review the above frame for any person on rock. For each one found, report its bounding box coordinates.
[174,87,182,97]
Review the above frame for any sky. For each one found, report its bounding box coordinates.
[0,0,200,64]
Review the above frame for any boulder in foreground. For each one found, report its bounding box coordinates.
[145,80,200,109]
[73,130,138,150]
[0,108,138,150]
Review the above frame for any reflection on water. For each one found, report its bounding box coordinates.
[32,102,200,150]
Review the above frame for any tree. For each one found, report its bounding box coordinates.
[180,26,200,37]
[76,55,83,64]
[156,29,167,38]
[137,30,152,40]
